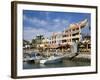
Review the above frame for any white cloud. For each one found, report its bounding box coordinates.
[23,27,52,41]
[51,18,69,31]
[24,15,69,29]
[53,18,60,23]
[23,15,70,41]
[24,15,48,27]
[53,18,69,25]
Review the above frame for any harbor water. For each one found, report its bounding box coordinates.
[23,58,90,69]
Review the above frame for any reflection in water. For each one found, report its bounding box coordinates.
[23,58,90,69]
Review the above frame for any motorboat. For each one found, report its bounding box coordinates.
[23,52,42,62]
[40,55,64,64]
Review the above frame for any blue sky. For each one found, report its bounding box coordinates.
[23,10,91,41]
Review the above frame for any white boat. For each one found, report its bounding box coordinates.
[40,55,64,64]
[23,52,42,62]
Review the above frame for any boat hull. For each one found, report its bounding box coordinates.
[40,56,63,64]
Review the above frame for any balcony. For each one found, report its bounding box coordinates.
[72,35,80,39]
[72,30,80,34]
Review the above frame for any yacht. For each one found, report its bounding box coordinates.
[40,55,64,64]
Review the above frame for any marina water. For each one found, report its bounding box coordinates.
[23,58,90,69]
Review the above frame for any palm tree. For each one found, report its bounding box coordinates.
[31,35,44,49]
[35,35,44,44]
[31,39,37,49]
